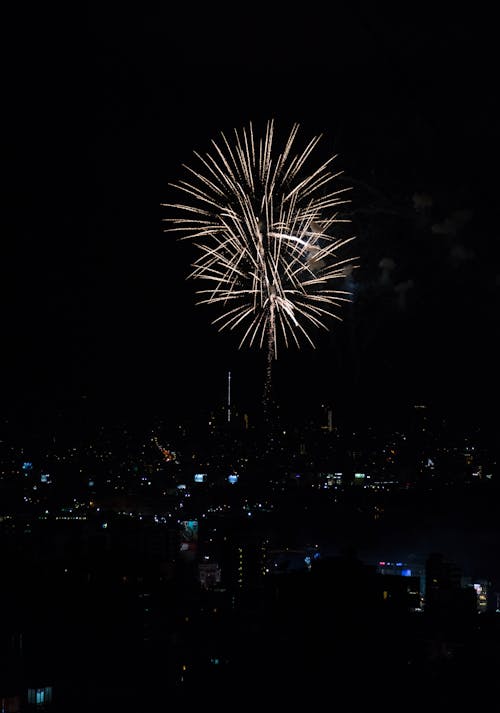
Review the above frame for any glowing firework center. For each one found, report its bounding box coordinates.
[164,120,357,361]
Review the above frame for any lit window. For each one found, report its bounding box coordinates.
[27,687,52,707]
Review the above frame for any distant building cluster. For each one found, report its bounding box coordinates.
[0,402,498,707]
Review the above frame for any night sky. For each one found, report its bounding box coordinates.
[3,7,499,435]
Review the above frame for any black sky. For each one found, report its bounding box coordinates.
[2,7,499,435]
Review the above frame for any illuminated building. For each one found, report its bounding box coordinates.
[319,473,342,489]
[179,520,198,563]
[27,685,53,708]
[376,560,426,600]
[218,535,269,593]
[472,581,489,612]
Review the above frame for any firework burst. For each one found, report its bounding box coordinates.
[162,120,357,360]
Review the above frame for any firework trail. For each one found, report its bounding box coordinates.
[163,120,357,405]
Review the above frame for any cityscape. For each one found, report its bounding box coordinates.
[3,5,499,711]
[1,392,499,709]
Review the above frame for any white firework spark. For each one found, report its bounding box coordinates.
[162,120,357,359]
